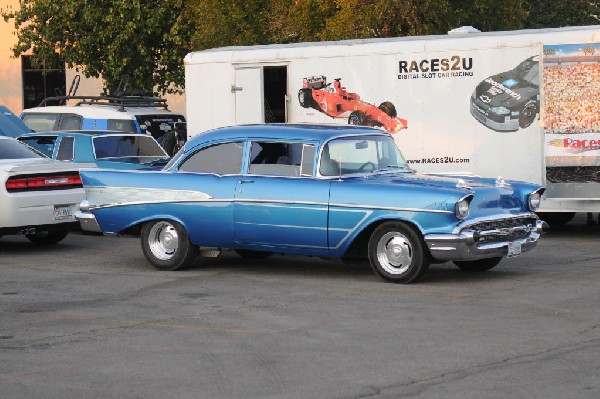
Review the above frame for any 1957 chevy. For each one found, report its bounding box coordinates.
[76,124,547,283]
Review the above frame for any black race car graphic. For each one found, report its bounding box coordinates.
[470,56,539,132]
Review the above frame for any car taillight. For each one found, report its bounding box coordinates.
[5,172,82,192]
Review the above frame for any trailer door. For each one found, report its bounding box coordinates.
[234,67,264,125]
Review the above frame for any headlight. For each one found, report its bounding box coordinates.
[528,188,545,211]
[490,106,510,115]
[455,195,472,219]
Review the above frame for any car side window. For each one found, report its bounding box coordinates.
[17,136,57,158]
[58,114,82,130]
[248,141,313,177]
[56,136,75,161]
[179,142,243,174]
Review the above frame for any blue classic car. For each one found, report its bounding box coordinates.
[17,131,170,170]
[76,124,547,283]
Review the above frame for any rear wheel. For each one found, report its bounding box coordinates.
[298,89,311,108]
[378,101,397,117]
[141,220,198,271]
[348,111,366,126]
[453,257,502,272]
[26,230,68,245]
[368,222,429,283]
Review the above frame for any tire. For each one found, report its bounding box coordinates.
[536,212,575,227]
[519,101,537,129]
[235,249,273,259]
[298,89,311,108]
[378,101,397,117]
[348,111,366,126]
[141,220,198,271]
[453,257,502,272]
[368,222,429,283]
[25,230,69,245]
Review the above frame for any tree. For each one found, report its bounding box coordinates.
[524,0,600,28]
[2,0,193,95]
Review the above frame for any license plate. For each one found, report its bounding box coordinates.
[53,205,73,220]
[507,240,522,257]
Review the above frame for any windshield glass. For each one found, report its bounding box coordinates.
[0,138,45,159]
[93,136,168,159]
[319,135,408,176]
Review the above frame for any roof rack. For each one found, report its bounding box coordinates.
[37,95,169,111]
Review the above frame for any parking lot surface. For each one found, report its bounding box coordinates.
[1,214,599,398]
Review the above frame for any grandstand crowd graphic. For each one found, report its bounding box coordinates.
[543,42,600,184]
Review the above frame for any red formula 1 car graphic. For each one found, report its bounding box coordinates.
[298,76,407,134]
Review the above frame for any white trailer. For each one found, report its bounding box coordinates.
[184,25,600,223]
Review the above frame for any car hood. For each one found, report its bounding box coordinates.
[474,71,537,107]
[330,171,538,217]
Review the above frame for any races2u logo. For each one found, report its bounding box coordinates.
[398,55,474,80]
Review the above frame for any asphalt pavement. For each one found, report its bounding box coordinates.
[1,214,599,398]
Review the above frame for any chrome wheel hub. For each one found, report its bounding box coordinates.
[148,222,178,261]
[376,232,413,275]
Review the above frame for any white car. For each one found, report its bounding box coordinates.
[0,136,86,244]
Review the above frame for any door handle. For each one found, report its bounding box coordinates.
[238,179,254,184]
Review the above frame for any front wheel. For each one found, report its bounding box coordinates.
[141,220,198,271]
[453,257,502,272]
[26,230,68,245]
[368,222,429,283]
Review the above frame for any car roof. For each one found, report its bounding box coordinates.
[18,131,151,138]
[189,124,390,146]
[20,105,184,119]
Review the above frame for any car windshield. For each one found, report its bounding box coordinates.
[0,138,45,159]
[512,57,539,83]
[93,136,168,159]
[319,135,409,176]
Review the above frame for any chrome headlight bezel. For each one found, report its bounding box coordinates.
[528,188,546,211]
[455,194,473,220]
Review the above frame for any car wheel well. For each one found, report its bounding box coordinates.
[344,219,430,260]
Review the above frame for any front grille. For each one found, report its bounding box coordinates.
[463,216,538,244]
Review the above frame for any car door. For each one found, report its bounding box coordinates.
[175,141,244,247]
[233,141,331,253]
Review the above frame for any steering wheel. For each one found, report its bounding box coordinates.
[358,162,376,173]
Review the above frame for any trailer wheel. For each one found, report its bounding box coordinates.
[536,212,575,227]
[348,111,366,126]
[519,101,537,129]
[378,101,397,117]
[298,89,311,108]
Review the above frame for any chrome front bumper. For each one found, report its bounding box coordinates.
[424,219,548,262]
[75,210,102,233]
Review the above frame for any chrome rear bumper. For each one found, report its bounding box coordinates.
[75,211,102,233]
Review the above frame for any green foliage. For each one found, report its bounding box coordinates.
[2,0,192,95]
[2,0,598,94]
[524,0,600,28]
